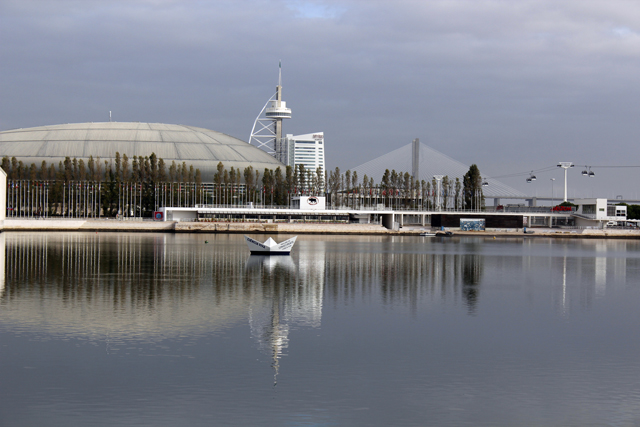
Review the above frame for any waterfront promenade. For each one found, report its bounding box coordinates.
[2,218,640,238]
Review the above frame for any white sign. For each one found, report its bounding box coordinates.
[297,196,326,210]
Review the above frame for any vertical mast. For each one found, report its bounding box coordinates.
[275,60,283,141]
[248,61,292,156]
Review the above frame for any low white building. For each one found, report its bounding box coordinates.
[573,198,627,226]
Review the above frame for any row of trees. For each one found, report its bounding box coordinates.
[2,153,486,217]
[1,153,199,185]
[326,164,484,211]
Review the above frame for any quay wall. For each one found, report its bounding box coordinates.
[2,219,387,234]
[2,219,640,238]
[3,219,176,232]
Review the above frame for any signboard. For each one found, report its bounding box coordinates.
[294,196,326,210]
[460,218,485,231]
[154,211,164,221]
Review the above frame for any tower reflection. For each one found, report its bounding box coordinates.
[245,250,324,385]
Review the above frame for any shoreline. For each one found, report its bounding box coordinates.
[2,218,640,239]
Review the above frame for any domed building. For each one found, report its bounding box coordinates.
[0,122,284,180]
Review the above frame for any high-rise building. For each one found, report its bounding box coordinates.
[279,132,325,177]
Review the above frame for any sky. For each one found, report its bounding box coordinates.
[2,0,640,200]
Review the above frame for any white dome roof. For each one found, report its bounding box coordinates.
[0,122,283,180]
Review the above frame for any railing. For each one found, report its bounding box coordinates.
[190,204,577,215]
[570,212,596,219]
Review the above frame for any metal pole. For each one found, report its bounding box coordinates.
[557,162,573,203]
[564,168,567,202]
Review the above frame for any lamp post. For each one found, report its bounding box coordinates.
[550,178,555,206]
[557,162,574,202]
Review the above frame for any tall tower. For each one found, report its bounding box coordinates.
[249,62,292,156]
[412,138,420,181]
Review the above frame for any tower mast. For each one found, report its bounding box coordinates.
[249,61,292,156]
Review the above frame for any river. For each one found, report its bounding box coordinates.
[1,232,639,426]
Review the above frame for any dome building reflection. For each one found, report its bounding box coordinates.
[0,234,637,356]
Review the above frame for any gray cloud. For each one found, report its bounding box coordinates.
[2,0,640,199]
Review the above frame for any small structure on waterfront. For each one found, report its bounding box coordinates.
[572,199,627,226]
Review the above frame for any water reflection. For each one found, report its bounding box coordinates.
[2,234,640,339]
[322,246,485,314]
[245,253,323,385]
[0,233,4,299]
[3,233,640,426]
[0,233,325,372]
[462,254,482,314]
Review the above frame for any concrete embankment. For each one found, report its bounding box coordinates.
[2,219,640,238]
[3,219,176,232]
[2,219,388,234]
[173,222,389,234]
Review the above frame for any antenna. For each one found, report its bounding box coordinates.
[278,59,282,87]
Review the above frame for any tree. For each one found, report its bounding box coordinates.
[316,167,325,195]
[327,167,341,207]
[442,176,452,210]
[274,167,285,205]
[1,157,10,176]
[244,166,255,205]
[158,159,166,182]
[40,161,48,180]
[29,163,37,180]
[463,164,484,210]
[455,178,462,210]
[296,164,306,193]
[285,165,294,198]
[122,155,130,182]
[625,204,640,220]
[115,152,121,182]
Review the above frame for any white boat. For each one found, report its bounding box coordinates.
[244,235,297,255]
[420,232,436,236]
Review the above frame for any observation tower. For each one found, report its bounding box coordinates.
[249,62,292,157]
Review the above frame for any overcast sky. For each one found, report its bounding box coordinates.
[2,0,639,199]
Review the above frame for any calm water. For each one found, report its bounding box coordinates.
[1,232,640,426]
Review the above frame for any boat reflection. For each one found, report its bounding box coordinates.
[245,254,296,274]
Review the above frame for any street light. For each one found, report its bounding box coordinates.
[557,162,574,202]
[550,178,555,206]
